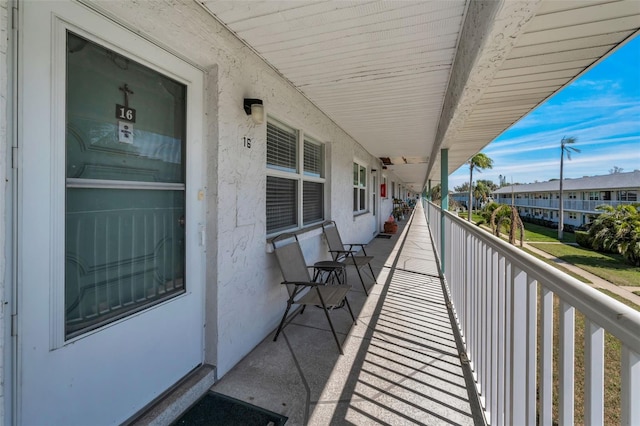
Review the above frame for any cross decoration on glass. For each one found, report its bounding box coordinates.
[116,83,136,143]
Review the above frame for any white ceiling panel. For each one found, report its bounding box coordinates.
[201,0,639,192]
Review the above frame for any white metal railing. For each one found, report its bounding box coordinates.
[424,200,640,425]
[494,197,635,212]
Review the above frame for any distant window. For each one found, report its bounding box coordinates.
[372,174,377,216]
[353,161,367,213]
[618,190,637,201]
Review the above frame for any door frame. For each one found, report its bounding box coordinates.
[14,2,207,424]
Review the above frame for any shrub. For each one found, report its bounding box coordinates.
[588,204,640,265]
[575,231,591,248]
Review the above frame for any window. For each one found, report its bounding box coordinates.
[266,119,325,234]
[65,32,187,338]
[588,191,600,201]
[568,212,578,219]
[353,161,367,213]
[568,192,577,199]
[372,174,377,216]
[618,190,637,201]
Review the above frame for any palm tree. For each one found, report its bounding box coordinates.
[467,153,494,222]
[589,203,640,265]
[558,136,580,239]
[429,183,442,202]
[490,204,525,246]
[473,181,490,209]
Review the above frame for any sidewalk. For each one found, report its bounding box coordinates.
[476,221,640,307]
[523,242,640,306]
[210,205,484,425]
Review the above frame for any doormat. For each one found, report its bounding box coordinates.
[375,234,393,239]
[173,391,288,426]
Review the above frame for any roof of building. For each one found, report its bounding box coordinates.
[493,171,640,194]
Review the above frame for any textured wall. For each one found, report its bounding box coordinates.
[89,0,399,377]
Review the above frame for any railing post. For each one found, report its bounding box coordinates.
[427,179,431,223]
[440,149,448,274]
[622,346,640,425]
[509,267,527,424]
[559,301,575,424]
[585,320,604,425]
[526,277,537,425]
[540,287,553,425]
[488,249,499,424]
[496,255,506,426]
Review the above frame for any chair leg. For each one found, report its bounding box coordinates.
[358,249,377,284]
[273,301,292,342]
[344,297,357,325]
[367,262,377,283]
[352,261,369,296]
[316,290,344,355]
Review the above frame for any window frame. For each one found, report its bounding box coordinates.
[266,117,326,236]
[353,160,368,214]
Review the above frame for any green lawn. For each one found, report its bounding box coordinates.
[457,212,484,223]
[521,247,591,284]
[470,214,638,287]
[522,222,576,243]
[529,242,640,287]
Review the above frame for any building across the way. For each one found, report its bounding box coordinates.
[450,192,493,211]
[493,171,640,228]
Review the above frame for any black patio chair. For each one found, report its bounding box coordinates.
[322,221,376,296]
[270,233,356,354]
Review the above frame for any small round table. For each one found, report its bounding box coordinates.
[312,260,346,285]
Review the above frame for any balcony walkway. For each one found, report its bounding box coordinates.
[211,204,485,425]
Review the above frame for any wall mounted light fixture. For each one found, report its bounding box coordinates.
[244,98,264,124]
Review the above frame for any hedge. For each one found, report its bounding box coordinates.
[575,231,591,248]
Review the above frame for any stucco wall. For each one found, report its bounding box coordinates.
[89,0,403,378]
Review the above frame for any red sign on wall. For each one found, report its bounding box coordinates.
[380,183,386,198]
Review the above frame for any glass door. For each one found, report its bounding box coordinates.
[65,32,187,338]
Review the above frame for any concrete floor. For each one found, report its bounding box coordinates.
[211,204,485,425]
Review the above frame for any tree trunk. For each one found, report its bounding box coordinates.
[558,149,564,240]
[468,166,473,222]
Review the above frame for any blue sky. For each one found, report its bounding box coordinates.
[449,34,640,190]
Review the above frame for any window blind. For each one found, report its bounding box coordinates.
[266,176,297,233]
[303,139,323,178]
[303,181,323,225]
[267,122,297,173]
